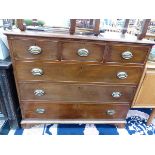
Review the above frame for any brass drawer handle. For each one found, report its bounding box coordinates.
[117,71,128,79]
[28,45,42,55]
[106,109,116,116]
[77,48,89,57]
[36,108,45,114]
[34,89,45,96]
[112,92,122,98]
[122,51,133,60]
[31,68,43,76]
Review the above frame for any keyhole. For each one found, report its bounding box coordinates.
[80,66,83,72]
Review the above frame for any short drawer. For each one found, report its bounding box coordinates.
[61,41,105,62]
[18,83,136,103]
[107,44,150,64]
[22,102,129,120]
[10,38,58,60]
[15,61,143,84]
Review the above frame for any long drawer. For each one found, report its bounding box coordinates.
[15,61,143,84]
[18,83,136,103]
[21,102,129,120]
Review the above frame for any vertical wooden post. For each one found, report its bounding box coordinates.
[69,19,76,35]
[16,19,26,31]
[147,109,155,126]
[89,19,94,25]
[93,19,100,36]
[137,19,151,40]
[122,19,130,34]
[70,19,100,35]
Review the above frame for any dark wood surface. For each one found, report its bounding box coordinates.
[5,30,154,127]
[11,38,59,60]
[69,19,76,35]
[121,19,130,35]
[8,36,151,64]
[18,83,136,103]
[108,44,150,64]
[16,19,26,31]
[137,19,151,40]
[61,41,105,62]
[5,31,155,45]
[21,102,129,120]
[15,61,143,84]
[69,19,100,36]
[93,19,100,36]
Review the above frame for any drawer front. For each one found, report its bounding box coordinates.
[11,38,58,60]
[19,83,136,103]
[108,44,150,64]
[22,102,129,119]
[62,42,105,62]
[15,61,143,84]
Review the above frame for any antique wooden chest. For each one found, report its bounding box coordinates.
[4,30,154,127]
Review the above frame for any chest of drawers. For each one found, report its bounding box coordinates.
[4,31,154,127]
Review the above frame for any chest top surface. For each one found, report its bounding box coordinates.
[4,30,155,45]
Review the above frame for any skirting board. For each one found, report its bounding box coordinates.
[21,119,126,124]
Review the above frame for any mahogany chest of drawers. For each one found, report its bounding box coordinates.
[4,31,154,127]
